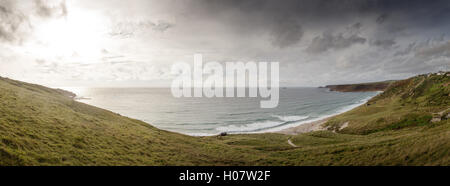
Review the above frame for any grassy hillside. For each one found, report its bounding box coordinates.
[0,72,449,166]
[324,72,449,134]
[0,76,259,165]
[325,80,395,92]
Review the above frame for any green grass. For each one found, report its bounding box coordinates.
[325,80,395,92]
[0,72,449,166]
[324,73,449,135]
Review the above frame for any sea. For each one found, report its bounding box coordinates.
[63,87,379,136]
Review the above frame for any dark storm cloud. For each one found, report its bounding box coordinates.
[394,42,416,56]
[185,0,450,49]
[184,0,309,48]
[191,0,450,25]
[2,0,450,87]
[349,22,362,29]
[167,0,449,83]
[270,17,304,48]
[306,32,367,53]
[415,42,450,58]
[376,13,388,24]
[372,39,396,49]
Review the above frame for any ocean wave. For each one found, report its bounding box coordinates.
[215,120,286,133]
[215,115,309,133]
[228,111,258,116]
[273,115,309,122]
[213,93,379,135]
[185,132,218,136]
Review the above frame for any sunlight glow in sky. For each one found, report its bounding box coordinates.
[0,0,449,87]
[32,9,106,59]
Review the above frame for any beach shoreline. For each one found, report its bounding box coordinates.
[66,87,380,137]
[273,117,330,135]
[270,91,383,135]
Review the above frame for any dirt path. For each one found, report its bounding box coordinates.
[287,139,297,147]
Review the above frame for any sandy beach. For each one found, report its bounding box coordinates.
[275,117,330,135]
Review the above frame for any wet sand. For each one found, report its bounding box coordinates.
[274,117,330,135]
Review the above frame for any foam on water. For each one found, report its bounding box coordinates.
[64,87,380,136]
[273,115,309,122]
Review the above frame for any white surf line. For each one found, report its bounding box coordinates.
[287,139,297,147]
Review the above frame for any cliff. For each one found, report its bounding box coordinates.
[0,72,448,165]
[325,80,396,92]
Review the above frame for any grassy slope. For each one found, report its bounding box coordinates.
[213,73,449,165]
[325,80,395,92]
[0,73,449,166]
[0,77,265,165]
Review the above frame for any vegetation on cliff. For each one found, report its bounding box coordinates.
[0,72,448,165]
[325,80,396,92]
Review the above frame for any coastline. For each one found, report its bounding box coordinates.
[274,117,330,135]
[269,92,380,135]
[66,87,380,137]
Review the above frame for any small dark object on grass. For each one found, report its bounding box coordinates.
[220,132,227,136]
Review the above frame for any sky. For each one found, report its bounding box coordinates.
[0,0,449,87]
